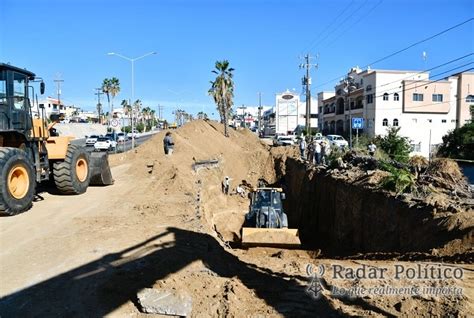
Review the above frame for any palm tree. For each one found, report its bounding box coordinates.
[197,111,208,120]
[133,99,142,126]
[142,106,152,130]
[121,99,132,127]
[208,60,235,137]
[102,77,120,122]
[150,109,156,127]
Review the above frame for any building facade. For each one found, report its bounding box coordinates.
[318,67,473,157]
[275,90,318,135]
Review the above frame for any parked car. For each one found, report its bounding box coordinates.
[94,137,117,151]
[117,132,126,143]
[273,135,296,146]
[326,135,349,148]
[105,132,118,141]
[127,129,140,139]
[85,135,100,146]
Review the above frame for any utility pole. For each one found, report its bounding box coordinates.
[54,78,64,113]
[158,104,164,121]
[95,88,103,124]
[299,54,318,135]
[257,92,263,134]
[157,104,164,129]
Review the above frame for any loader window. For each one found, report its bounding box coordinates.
[13,72,27,110]
[0,71,7,130]
[0,71,6,105]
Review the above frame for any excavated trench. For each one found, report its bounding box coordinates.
[274,156,473,258]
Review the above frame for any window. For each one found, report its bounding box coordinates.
[451,119,457,123]
[412,118,417,123]
[382,118,388,126]
[366,94,373,104]
[394,93,399,101]
[383,93,389,101]
[393,118,399,126]
[427,119,432,123]
[13,72,27,110]
[441,119,447,123]
[466,95,474,102]
[411,143,421,152]
[360,79,363,85]
[0,71,5,105]
[432,94,443,102]
[366,85,372,92]
[413,93,424,101]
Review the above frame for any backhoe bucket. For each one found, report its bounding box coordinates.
[89,152,114,186]
[241,227,301,248]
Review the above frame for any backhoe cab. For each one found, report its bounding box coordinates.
[0,63,113,215]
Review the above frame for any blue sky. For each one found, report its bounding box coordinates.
[0,0,472,121]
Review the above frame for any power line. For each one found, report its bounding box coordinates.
[323,0,384,50]
[372,63,474,98]
[364,18,473,69]
[315,17,474,89]
[375,53,473,92]
[306,0,370,54]
[300,0,356,54]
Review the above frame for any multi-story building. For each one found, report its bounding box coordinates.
[32,97,79,120]
[318,67,473,157]
[275,90,318,135]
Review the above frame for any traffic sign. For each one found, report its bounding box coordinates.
[110,119,119,127]
[352,117,364,129]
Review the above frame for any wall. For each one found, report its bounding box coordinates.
[280,158,473,256]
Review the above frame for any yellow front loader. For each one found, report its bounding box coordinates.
[0,63,113,215]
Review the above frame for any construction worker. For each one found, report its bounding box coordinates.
[368,142,377,156]
[307,138,314,163]
[163,132,174,155]
[236,184,246,198]
[299,137,306,159]
[315,141,322,165]
[222,176,231,195]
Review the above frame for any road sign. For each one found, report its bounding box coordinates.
[352,117,364,129]
[110,119,119,127]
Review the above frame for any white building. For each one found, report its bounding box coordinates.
[318,67,474,158]
[32,97,79,120]
[275,90,318,134]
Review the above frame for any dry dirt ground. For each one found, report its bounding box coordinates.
[0,120,473,317]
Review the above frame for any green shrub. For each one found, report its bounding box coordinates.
[136,123,145,133]
[375,127,411,163]
[378,161,416,194]
[437,123,474,160]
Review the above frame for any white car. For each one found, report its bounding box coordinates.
[273,135,296,146]
[326,135,349,148]
[127,130,140,139]
[117,132,126,143]
[85,135,100,146]
[94,137,117,151]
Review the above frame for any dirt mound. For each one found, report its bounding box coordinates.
[421,159,471,198]
[110,120,279,242]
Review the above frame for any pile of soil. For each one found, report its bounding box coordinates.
[111,120,279,243]
[103,121,473,316]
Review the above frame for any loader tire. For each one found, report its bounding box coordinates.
[0,148,36,215]
[53,145,90,194]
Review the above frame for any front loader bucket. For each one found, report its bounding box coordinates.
[89,152,114,186]
[241,228,301,248]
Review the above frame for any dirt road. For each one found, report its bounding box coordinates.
[1,121,472,317]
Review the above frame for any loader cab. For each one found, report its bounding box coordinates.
[251,188,285,212]
[0,64,35,134]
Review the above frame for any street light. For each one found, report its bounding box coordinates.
[107,51,157,149]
